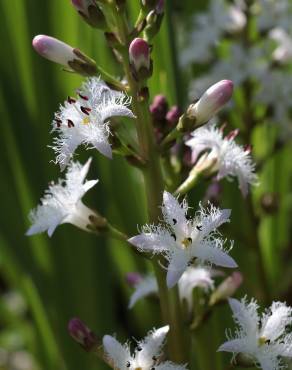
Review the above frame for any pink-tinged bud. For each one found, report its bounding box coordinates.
[156,0,164,14]
[166,106,181,126]
[71,0,107,29]
[33,35,77,67]
[209,271,243,306]
[188,80,233,125]
[126,272,142,287]
[129,38,152,80]
[150,95,168,121]
[68,318,98,352]
[32,35,97,75]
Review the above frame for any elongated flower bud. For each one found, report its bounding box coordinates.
[32,35,97,76]
[68,318,98,352]
[166,106,180,126]
[188,80,233,125]
[71,0,107,29]
[209,271,243,306]
[129,38,152,80]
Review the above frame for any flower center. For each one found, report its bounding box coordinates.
[82,116,90,125]
[181,237,192,249]
[135,367,142,370]
[258,336,269,347]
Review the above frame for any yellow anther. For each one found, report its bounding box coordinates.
[82,116,90,125]
[181,237,192,249]
[258,337,268,346]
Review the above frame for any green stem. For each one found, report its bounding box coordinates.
[110,2,187,362]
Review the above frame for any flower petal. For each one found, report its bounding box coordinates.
[135,326,169,367]
[103,335,131,369]
[162,191,188,236]
[156,361,187,370]
[194,243,237,268]
[166,251,190,288]
[128,231,171,253]
[128,275,158,309]
[217,338,245,353]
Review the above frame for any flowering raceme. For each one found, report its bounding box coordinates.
[26,158,98,236]
[129,191,237,288]
[52,77,134,170]
[103,326,187,370]
[186,124,258,196]
[218,297,292,370]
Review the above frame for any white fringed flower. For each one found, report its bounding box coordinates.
[186,124,258,196]
[52,77,134,170]
[103,326,187,370]
[129,191,236,289]
[128,266,215,309]
[26,158,98,237]
[270,28,292,63]
[218,297,292,370]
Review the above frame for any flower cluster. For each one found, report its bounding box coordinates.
[129,191,236,288]
[103,326,186,370]
[219,297,292,370]
[186,124,258,196]
[52,77,134,170]
[182,0,292,136]
[26,158,98,236]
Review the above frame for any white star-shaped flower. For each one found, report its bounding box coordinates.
[52,77,135,170]
[129,191,236,288]
[218,297,292,370]
[26,158,98,237]
[103,326,187,370]
[128,266,215,309]
[186,124,258,196]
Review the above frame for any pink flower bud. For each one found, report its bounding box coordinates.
[209,271,243,306]
[68,318,97,352]
[129,38,151,79]
[71,0,106,29]
[166,106,181,126]
[150,95,168,121]
[71,0,94,16]
[32,35,78,67]
[126,272,142,287]
[189,80,233,124]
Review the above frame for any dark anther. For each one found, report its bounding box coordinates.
[80,106,91,115]
[137,346,142,351]
[196,225,202,231]
[152,356,157,361]
[187,237,192,243]
[67,96,76,104]
[67,119,75,128]
[266,339,271,345]
[126,361,131,368]
[151,367,155,370]
[186,215,192,220]
[78,92,89,100]
[172,218,177,225]
[171,233,176,241]
[55,118,62,127]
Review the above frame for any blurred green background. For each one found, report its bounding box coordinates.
[1,1,292,369]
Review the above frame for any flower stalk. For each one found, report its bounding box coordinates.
[108,1,187,363]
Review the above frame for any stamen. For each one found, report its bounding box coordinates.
[80,106,91,115]
[78,92,89,100]
[137,346,142,351]
[171,233,176,241]
[196,225,202,231]
[244,144,252,153]
[181,237,192,248]
[55,118,62,127]
[126,361,131,368]
[67,119,75,128]
[67,96,76,104]
[172,218,177,225]
[152,356,157,361]
[226,129,240,141]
